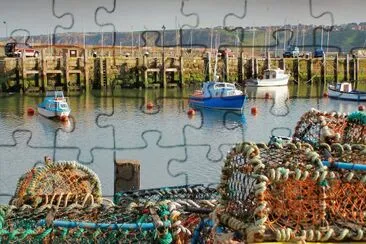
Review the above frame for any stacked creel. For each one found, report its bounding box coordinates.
[214,109,366,243]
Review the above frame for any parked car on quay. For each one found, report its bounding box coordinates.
[4,42,39,58]
[283,46,300,58]
[313,48,325,58]
[218,48,234,57]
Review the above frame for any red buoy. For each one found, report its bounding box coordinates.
[264,92,271,99]
[187,109,196,116]
[323,92,328,98]
[60,115,69,122]
[251,107,258,115]
[359,105,365,111]
[27,108,35,116]
[146,102,154,109]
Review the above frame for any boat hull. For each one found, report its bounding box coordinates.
[328,87,366,101]
[245,76,289,87]
[37,106,71,118]
[189,95,246,110]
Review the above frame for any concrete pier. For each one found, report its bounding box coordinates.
[1,47,365,92]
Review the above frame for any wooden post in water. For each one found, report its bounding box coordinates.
[41,49,47,91]
[99,57,104,88]
[307,58,313,83]
[65,53,70,92]
[143,54,148,88]
[162,57,166,88]
[334,54,338,83]
[267,51,271,70]
[180,56,184,86]
[345,54,349,81]
[251,57,255,78]
[224,52,229,82]
[207,52,212,81]
[84,49,89,90]
[105,58,110,87]
[255,58,258,78]
[356,57,359,85]
[240,52,245,81]
[21,54,25,91]
[114,159,140,193]
[135,57,140,86]
[294,57,299,82]
[321,54,326,83]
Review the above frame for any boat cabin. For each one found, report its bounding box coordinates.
[202,82,241,97]
[336,83,353,92]
[263,68,285,80]
[45,91,65,100]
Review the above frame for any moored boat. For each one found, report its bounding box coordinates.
[245,68,289,87]
[189,81,246,110]
[328,82,366,101]
[37,91,71,118]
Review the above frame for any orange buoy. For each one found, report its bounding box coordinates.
[27,108,35,115]
[264,92,270,99]
[187,109,196,116]
[323,92,328,97]
[146,102,154,109]
[358,105,365,111]
[251,107,258,115]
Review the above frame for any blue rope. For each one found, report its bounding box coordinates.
[322,161,366,171]
[38,219,171,230]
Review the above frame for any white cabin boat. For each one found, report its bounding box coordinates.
[37,91,71,118]
[246,68,289,87]
[328,83,366,101]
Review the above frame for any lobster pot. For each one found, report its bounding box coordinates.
[216,141,366,243]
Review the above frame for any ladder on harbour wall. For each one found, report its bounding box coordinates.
[100,58,108,88]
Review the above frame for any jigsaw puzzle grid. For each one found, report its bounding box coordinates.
[0,0,365,203]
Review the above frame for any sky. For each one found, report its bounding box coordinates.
[0,0,365,37]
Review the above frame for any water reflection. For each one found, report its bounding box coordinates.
[246,86,290,116]
[190,105,246,129]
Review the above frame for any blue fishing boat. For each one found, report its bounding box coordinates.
[189,52,246,110]
[37,91,71,118]
[189,82,246,110]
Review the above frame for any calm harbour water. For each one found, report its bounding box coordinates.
[0,82,365,204]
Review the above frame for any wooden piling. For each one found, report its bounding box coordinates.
[99,58,104,87]
[334,54,338,83]
[240,52,245,81]
[321,55,326,83]
[224,52,229,82]
[307,58,313,82]
[345,54,350,81]
[84,49,89,90]
[21,55,25,90]
[143,55,148,88]
[114,159,140,193]
[180,56,184,86]
[356,57,359,81]
[207,52,212,81]
[65,53,70,91]
[294,57,299,82]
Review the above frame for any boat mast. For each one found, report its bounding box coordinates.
[213,51,218,81]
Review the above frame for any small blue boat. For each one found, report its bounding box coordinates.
[37,91,71,118]
[189,81,246,110]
